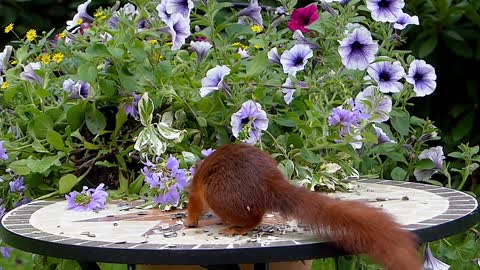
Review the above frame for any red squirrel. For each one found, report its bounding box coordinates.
[184,143,421,270]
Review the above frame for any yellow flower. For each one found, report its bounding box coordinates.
[166,41,173,46]
[101,15,108,20]
[10,60,17,65]
[53,53,64,63]
[254,44,262,49]
[26,29,37,41]
[77,18,83,25]
[242,45,249,50]
[251,25,263,33]
[41,54,51,64]
[153,53,164,62]
[232,42,243,47]
[149,39,158,45]
[58,32,66,39]
[94,11,104,18]
[1,81,9,89]
[4,23,14,33]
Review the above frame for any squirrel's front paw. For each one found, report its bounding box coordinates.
[183,217,198,228]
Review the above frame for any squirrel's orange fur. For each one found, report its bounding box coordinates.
[185,144,421,270]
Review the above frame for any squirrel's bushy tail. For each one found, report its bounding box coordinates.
[272,182,422,270]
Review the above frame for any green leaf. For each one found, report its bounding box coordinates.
[416,159,435,170]
[391,167,407,181]
[129,174,145,194]
[287,134,304,148]
[32,139,49,153]
[246,51,268,77]
[390,109,410,137]
[78,63,98,82]
[418,35,438,58]
[33,114,54,139]
[46,131,66,151]
[448,151,465,159]
[108,47,125,59]
[273,115,297,127]
[85,103,106,134]
[86,44,110,57]
[278,159,295,179]
[58,174,80,194]
[67,103,86,130]
[197,116,207,127]
[138,92,154,126]
[9,159,31,175]
[452,111,474,142]
[113,107,128,140]
[30,153,65,174]
[300,148,320,164]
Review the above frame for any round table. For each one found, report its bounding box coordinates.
[1,179,478,270]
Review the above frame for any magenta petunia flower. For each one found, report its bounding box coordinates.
[287,4,319,33]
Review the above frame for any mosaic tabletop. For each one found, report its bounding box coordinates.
[1,179,478,265]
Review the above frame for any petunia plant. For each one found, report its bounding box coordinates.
[0,1,479,266]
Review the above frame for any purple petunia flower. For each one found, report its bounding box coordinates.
[373,125,396,144]
[0,205,6,219]
[166,13,191,51]
[293,30,320,50]
[280,44,313,76]
[119,3,139,20]
[281,77,307,105]
[237,0,263,26]
[63,78,89,99]
[406,59,437,97]
[201,148,215,157]
[328,102,370,135]
[190,41,212,63]
[156,0,171,23]
[14,197,32,208]
[20,62,43,85]
[0,247,12,258]
[366,0,405,23]
[230,100,269,144]
[268,47,281,64]
[65,183,108,211]
[414,146,445,181]
[0,45,13,73]
[338,27,379,70]
[66,0,94,31]
[153,186,180,206]
[166,0,194,18]
[0,141,8,160]
[423,244,450,270]
[124,92,141,119]
[355,86,392,123]
[9,176,25,193]
[394,12,419,30]
[199,65,231,97]
[367,61,405,93]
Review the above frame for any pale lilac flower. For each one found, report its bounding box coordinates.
[201,148,215,157]
[394,12,419,30]
[14,197,32,208]
[343,23,363,35]
[108,16,120,28]
[231,100,269,144]
[120,3,139,20]
[9,176,25,193]
[66,0,94,31]
[373,125,396,144]
[366,0,405,23]
[148,155,189,206]
[20,62,43,85]
[328,102,369,135]
[142,167,163,188]
[280,44,313,75]
[406,60,437,97]
[367,61,405,93]
[156,0,171,23]
[237,0,263,26]
[414,146,445,181]
[293,30,320,50]
[0,45,13,73]
[190,41,212,63]
[268,47,281,64]
[153,186,180,205]
[0,141,8,160]
[355,86,392,123]
[124,92,141,118]
[238,48,250,59]
[0,205,6,219]
[338,27,379,70]
[0,247,12,258]
[65,183,108,211]
[199,65,230,97]
[166,0,194,18]
[281,77,307,105]
[63,78,89,99]
[166,13,191,50]
[423,244,450,270]
[275,6,288,15]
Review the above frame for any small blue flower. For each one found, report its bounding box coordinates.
[190,41,212,63]
[0,205,6,219]
[281,77,307,105]
[0,141,8,160]
[267,47,281,64]
[0,247,12,258]
[0,45,13,73]
[66,0,94,31]
[9,176,25,193]
[124,93,141,119]
[65,183,108,211]
[372,125,396,144]
[280,44,313,76]
[423,244,450,270]
[230,100,269,144]
[414,146,445,181]
[394,12,419,30]
[63,78,89,99]
[406,59,437,97]
[199,65,230,97]
[338,27,379,70]
[201,148,215,157]
[366,0,405,23]
[20,62,43,85]
[237,0,263,26]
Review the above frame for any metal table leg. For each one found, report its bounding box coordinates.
[254,263,269,270]
[78,262,101,270]
[128,265,136,270]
